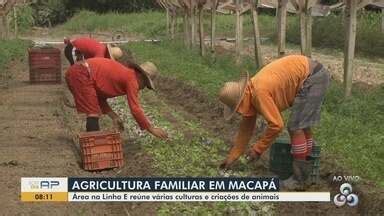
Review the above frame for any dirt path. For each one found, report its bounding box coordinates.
[0,53,157,215]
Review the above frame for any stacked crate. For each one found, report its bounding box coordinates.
[79,131,124,171]
[269,139,293,180]
[28,46,61,83]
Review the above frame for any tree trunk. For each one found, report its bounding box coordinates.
[250,0,263,68]
[343,0,357,97]
[277,0,287,56]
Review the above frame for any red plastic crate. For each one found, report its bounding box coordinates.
[28,47,61,83]
[79,130,124,171]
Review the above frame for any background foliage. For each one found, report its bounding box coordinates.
[58,10,384,57]
[30,0,70,26]
[66,0,159,13]
[6,5,34,33]
[29,0,159,26]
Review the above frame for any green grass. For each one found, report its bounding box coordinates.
[0,39,31,82]
[125,41,257,98]
[56,10,167,37]
[111,92,276,215]
[318,83,384,186]
[58,10,384,57]
[123,40,384,188]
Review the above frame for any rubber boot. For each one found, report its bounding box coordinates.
[303,158,314,184]
[282,159,307,190]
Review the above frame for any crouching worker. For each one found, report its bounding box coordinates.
[65,57,168,140]
[218,55,330,188]
[64,37,123,65]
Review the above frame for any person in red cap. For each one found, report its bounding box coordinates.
[65,57,168,139]
[64,37,123,65]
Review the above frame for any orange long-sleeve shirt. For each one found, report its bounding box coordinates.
[236,55,310,154]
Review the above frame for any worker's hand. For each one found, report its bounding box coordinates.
[112,117,125,132]
[148,127,168,140]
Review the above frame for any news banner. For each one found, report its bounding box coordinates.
[21,177,330,202]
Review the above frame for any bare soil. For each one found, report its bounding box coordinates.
[0,52,158,215]
[153,75,384,216]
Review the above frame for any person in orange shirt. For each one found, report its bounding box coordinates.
[218,55,330,188]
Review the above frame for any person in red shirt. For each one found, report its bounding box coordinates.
[64,37,123,65]
[65,57,168,139]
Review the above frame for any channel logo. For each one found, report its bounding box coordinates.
[21,177,68,202]
[28,180,60,189]
[333,183,358,207]
[21,177,67,192]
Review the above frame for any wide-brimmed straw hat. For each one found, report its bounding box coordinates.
[138,61,158,90]
[107,44,123,60]
[116,52,158,90]
[218,71,249,120]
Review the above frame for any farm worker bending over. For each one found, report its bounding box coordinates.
[64,37,123,65]
[218,55,330,188]
[65,57,168,140]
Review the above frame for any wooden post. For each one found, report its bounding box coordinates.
[171,10,176,39]
[194,7,199,45]
[343,0,357,97]
[198,8,205,56]
[211,0,217,52]
[235,0,243,64]
[184,11,190,46]
[299,10,306,54]
[5,13,9,39]
[13,6,18,39]
[277,0,287,56]
[166,8,170,36]
[304,7,312,57]
[1,14,9,39]
[250,0,263,68]
[381,8,384,33]
[190,1,196,47]
[0,16,5,39]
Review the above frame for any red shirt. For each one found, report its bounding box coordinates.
[87,58,150,130]
[71,37,110,59]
